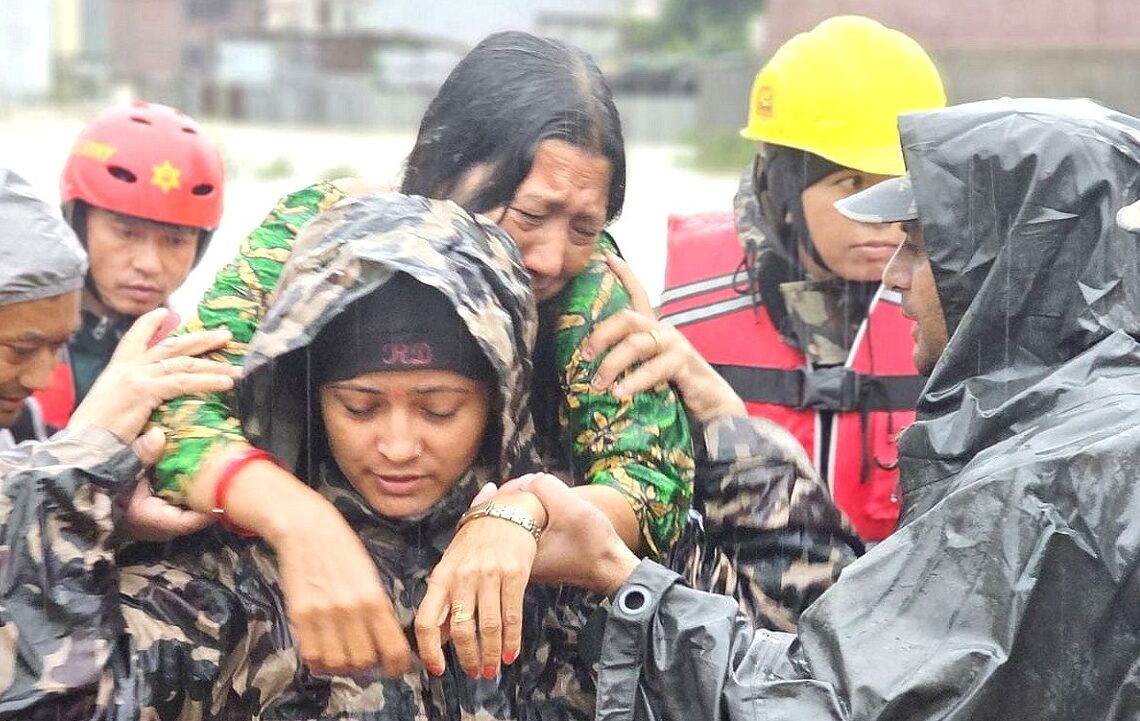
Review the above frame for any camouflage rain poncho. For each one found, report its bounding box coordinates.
[153,180,693,555]
[0,193,599,720]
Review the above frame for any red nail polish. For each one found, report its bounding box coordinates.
[483,665,496,679]
[503,649,517,664]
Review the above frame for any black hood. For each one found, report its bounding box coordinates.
[898,98,1140,495]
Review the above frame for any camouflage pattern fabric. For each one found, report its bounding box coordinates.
[654,162,862,628]
[553,235,694,556]
[239,193,539,480]
[153,181,352,495]
[0,426,141,720]
[668,415,862,632]
[0,194,600,720]
[152,180,694,554]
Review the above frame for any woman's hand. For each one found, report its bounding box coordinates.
[271,496,410,678]
[121,471,213,541]
[69,308,241,442]
[189,448,412,678]
[583,252,746,422]
[415,490,546,679]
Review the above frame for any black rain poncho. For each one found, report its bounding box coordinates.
[594,97,1140,721]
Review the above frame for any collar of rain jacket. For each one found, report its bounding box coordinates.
[896,98,1140,499]
[237,192,539,514]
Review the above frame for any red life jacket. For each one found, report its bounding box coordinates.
[660,211,923,541]
[32,359,76,431]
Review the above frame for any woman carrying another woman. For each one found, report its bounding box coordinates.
[135,30,857,678]
[2,193,598,719]
[146,30,697,677]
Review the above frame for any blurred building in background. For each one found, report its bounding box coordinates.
[16,0,1140,146]
[1,0,55,104]
[766,0,1140,121]
[95,0,640,130]
[106,0,262,107]
[51,0,110,100]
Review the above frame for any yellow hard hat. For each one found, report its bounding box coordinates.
[741,15,946,176]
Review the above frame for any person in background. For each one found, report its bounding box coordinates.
[33,100,224,427]
[659,16,945,543]
[0,167,86,449]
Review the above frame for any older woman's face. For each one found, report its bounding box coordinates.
[320,369,491,518]
[491,139,612,301]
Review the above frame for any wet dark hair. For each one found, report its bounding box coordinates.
[402,30,626,223]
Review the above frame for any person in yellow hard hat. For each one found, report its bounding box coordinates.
[656,16,945,600]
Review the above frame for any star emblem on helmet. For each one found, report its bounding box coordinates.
[151,160,182,194]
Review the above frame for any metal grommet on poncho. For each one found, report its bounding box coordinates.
[615,584,653,617]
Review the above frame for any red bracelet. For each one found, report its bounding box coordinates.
[212,447,280,538]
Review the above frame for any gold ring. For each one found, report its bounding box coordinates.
[451,602,474,625]
[647,329,662,356]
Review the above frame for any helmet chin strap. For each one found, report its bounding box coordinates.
[788,198,835,277]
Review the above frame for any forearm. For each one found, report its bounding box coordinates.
[678,415,861,629]
[152,181,351,502]
[675,354,747,422]
[0,425,137,533]
[556,246,696,556]
[574,483,642,553]
[150,258,273,502]
[693,415,860,549]
[186,442,338,545]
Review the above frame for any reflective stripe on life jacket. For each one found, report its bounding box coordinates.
[661,211,922,541]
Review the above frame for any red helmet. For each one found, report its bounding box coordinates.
[61,100,224,231]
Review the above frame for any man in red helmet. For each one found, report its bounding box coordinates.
[35,101,225,425]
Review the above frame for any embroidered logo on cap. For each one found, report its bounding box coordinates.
[382,342,432,367]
